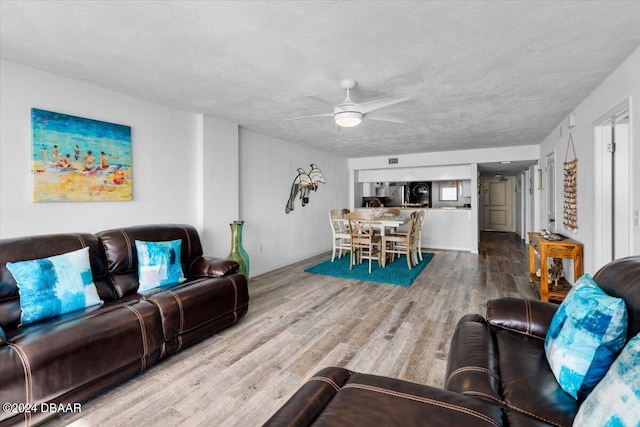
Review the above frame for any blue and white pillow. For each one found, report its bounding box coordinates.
[135,239,186,292]
[573,333,640,426]
[545,274,628,400]
[6,247,102,326]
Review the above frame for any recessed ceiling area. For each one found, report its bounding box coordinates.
[1,1,639,158]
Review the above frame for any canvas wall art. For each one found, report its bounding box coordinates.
[32,108,132,202]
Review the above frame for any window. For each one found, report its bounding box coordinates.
[439,181,459,201]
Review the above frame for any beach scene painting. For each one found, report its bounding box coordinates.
[32,108,132,202]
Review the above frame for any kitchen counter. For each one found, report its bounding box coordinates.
[364,206,470,210]
[405,206,470,210]
[357,207,474,251]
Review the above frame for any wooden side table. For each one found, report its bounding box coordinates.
[528,232,583,302]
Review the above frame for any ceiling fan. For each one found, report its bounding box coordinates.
[284,79,409,128]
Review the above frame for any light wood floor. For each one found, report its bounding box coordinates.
[48,232,537,427]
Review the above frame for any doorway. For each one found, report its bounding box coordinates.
[594,101,631,266]
[546,151,556,232]
[483,176,515,232]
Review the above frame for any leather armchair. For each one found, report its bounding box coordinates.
[264,256,640,427]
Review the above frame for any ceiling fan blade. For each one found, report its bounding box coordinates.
[283,113,333,122]
[365,112,406,123]
[304,94,335,106]
[357,95,410,114]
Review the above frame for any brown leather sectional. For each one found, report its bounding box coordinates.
[0,224,249,427]
[264,256,640,427]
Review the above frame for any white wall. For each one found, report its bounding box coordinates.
[239,129,349,277]
[197,114,240,257]
[538,46,640,274]
[0,60,352,277]
[0,60,199,238]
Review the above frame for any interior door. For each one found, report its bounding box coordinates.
[613,116,630,259]
[596,106,631,265]
[483,177,514,232]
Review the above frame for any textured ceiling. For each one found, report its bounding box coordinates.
[2,1,640,163]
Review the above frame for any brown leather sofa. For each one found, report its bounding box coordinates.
[264,256,640,427]
[0,224,249,427]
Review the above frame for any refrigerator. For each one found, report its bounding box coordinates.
[387,184,405,207]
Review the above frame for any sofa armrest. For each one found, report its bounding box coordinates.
[445,314,502,404]
[486,297,559,340]
[189,256,239,278]
[264,367,505,427]
[263,367,353,427]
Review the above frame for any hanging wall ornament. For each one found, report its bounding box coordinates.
[563,133,578,233]
[285,164,325,213]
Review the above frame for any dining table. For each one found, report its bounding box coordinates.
[337,214,410,267]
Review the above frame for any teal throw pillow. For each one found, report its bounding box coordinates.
[135,239,186,292]
[544,274,628,400]
[573,333,640,427]
[6,247,102,326]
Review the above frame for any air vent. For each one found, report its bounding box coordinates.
[388,158,398,164]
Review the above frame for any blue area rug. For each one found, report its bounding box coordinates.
[304,252,435,287]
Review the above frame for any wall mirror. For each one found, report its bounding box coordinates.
[439,180,459,201]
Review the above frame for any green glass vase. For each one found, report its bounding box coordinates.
[227,220,250,278]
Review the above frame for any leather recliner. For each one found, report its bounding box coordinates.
[264,256,640,427]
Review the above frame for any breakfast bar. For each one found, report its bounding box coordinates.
[357,206,474,252]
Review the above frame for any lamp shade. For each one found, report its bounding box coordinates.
[334,111,363,127]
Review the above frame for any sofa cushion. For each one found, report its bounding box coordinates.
[6,247,102,326]
[495,329,579,426]
[544,274,627,400]
[486,298,558,340]
[142,273,249,355]
[135,239,186,291]
[97,224,204,297]
[593,255,640,340]
[1,233,110,329]
[0,299,164,426]
[572,333,640,427]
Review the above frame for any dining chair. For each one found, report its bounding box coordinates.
[412,210,426,264]
[382,207,401,216]
[379,207,402,233]
[329,209,351,262]
[347,212,382,273]
[383,211,417,270]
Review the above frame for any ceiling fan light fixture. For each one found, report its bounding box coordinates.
[334,111,363,127]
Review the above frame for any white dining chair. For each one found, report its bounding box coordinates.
[329,209,350,262]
